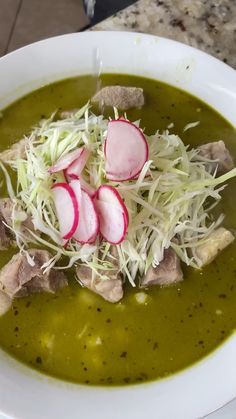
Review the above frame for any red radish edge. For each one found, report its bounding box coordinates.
[96,185,129,244]
[96,200,127,245]
[97,185,129,224]
[65,173,96,198]
[107,170,150,182]
[65,148,90,179]
[49,148,84,173]
[70,181,99,244]
[80,178,96,198]
[105,119,149,182]
[105,119,148,158]
[77,194,99,244]
[64,171,78,182]
[106,169,142,182]
[51,182,79,240]
[108,170,151,182]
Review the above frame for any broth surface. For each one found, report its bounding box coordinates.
[0,75,236,385]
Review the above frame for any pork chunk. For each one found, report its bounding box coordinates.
[141,247,183,287]
[195,227,234,268]
[76,265,123,303]
[60,109,79,119]
[0,217,12,249]
[76,247,123,303]
[0,290,12,316]
[0,249,67,299]
[198,140,234,175]
[0,198,15,249]
[0,198,34,249]
[0,138,26,162]
[91,86,144,110]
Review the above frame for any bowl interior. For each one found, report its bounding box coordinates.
[0,31,236,419]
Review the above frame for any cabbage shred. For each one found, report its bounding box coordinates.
[2,103,236,284]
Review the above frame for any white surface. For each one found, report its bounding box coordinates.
[208,399,236,418]
[0,32,236,419]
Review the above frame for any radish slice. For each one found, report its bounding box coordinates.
[49,148,84,173]
[96,185,129,244]
[80,177,96,198]
[105,119,148,181]
[70,180,99,244]
[65,173,96,198]
[97,185,129,224]
[65,148,90,179]
[69,178,82,205]
[52,183,79,240]
[96,201,127,245]
[64,172,78,181]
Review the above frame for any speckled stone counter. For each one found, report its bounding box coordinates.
[92,0,236,69]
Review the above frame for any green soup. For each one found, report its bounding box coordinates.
[0,74,236,386]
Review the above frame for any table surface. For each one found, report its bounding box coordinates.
[0,0,89,56]
[93,0,236,70]
[1,1,236,418]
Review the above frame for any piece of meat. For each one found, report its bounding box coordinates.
[76,266,123,303]
[0,198,34,233]
[0,290,12,316]
[197,141,234,175]
[0,217,12,249]
[0,249,67,299]
[0,198,13,226]
[194,227,234,268]
[76,246,123,303]
[60,109,79,119]
[140,247,183,287]
[0,198,15,249]
[0,198,34,249]
[91,86,144,110]
[0,138,26,162]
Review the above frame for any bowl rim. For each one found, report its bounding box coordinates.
[0,30,236,419]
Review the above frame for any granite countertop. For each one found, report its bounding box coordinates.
[92,0,236,69]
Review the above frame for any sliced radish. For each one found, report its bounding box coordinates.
[96,201,127,245]
[96,185,129,244]
[69,178,82,205]
[64,172,78,181]
[133,170,151,180]
[65,173,96,198]
[80,177,96,198]
[97,184,129,224]
[65,148,90,179]
[105,119,148,181]
[49,148,84,173]
[70,180,99,244]
[51,183,79,240]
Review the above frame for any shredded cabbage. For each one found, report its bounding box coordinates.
[2,103,236,284]
[183,121,200,132]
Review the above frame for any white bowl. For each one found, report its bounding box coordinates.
[0,31,236,419]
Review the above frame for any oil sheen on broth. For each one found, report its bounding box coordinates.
[0,75,236,386]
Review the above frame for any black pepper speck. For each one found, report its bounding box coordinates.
[153,342,159,350]
[120,351,127,358]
